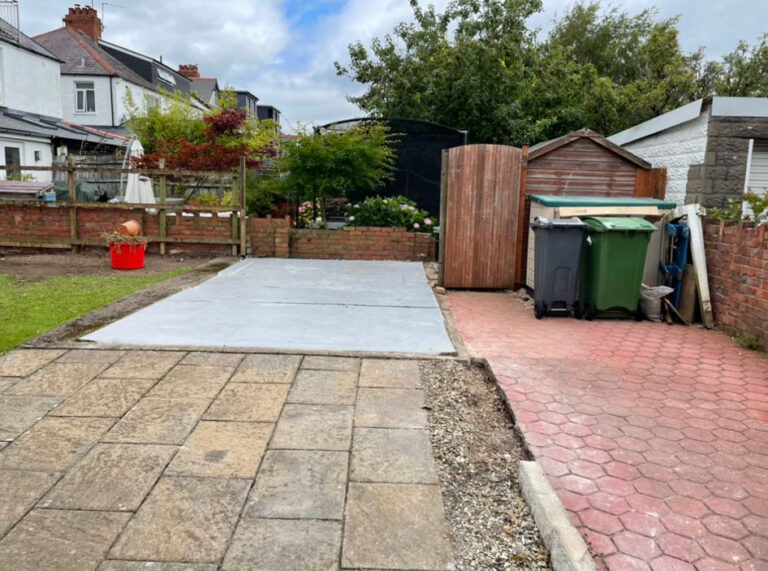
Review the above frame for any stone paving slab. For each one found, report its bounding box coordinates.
[222,518,342,570]
[55,349,126,364]
[288,369,358,405]
[244,449,348,520]
[0,470,59,537]
[0,509,130,571]
[110,476,250,563]
[0,349,64,377]
[0,416,115,471]
[39,443,175,511]
[355,388,428,429]
[6,362,107,396]
[449,291,768,570]
[166,421,272,478]
[0,395,63,437]
[99,563,217,571]
[229,354,301,383]
[351,428,439,484]
[147,365,234,398]
[0,377,20,392]
[0,348,454,570]
[301,355,360,371]
[270,403,353,450]
[101,351,185,379]
[359,358,423,388]
[50,378,155,418]
[104,397,211,445]
[204,383,288,422]
[342,482,453,570]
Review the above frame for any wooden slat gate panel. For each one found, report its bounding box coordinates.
[442,145,522,288]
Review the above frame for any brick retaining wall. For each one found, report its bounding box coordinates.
[0,203,435,262]
[704,220,768,347]
[290,227,435,261]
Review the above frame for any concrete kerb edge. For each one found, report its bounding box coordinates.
[470,357,596,571]
[520,461,597,571]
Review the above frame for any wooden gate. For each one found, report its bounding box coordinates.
[439,145,522,288]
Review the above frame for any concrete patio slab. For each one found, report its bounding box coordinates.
[50,378,155,418]
[82,259,455,355]
[0,470,59,537]
[449,291,768,570]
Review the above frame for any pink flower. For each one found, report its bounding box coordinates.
[424,218,432,225]
[413,222,420,229]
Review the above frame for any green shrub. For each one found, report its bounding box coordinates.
[246,172,285,216]
[345,196,436,233]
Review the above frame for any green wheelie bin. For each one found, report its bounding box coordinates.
[580,217,656,320]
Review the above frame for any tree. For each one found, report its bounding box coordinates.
[336,0,747,145]
[126,90,279,171]
[280,123,396,222]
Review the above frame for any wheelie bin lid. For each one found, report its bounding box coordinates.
[583,217,656,233]
[531,217,586,230]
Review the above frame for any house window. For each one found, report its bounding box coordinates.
[746,140,768,196]
[75,81,96,113]
[4,147,21,180]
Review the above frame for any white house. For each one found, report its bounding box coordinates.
[0,13,62,182]
[609,97,768,207]
[33,6,160,130]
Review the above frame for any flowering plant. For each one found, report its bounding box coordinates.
[345,196,436,233]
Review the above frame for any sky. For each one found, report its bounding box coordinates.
[20,0,768,132]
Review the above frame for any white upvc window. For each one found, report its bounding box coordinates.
[745,139,768,195]
[75,81,96,113]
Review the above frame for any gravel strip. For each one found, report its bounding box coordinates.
[421,359,551,570]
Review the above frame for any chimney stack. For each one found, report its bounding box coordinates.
[63,4,102,42]
[178,65,200,79]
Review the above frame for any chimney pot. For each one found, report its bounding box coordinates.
[64,4,102,42]
[178,64,200,79]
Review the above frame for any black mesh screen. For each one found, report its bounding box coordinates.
[321,118,466,217]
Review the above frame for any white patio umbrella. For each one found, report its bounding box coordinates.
[123,138,155,204]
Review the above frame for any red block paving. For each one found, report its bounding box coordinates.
[448,292,768,570]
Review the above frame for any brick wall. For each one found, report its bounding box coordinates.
[0,204,435,262]
[291,227,435,261]
[704,220,768,347]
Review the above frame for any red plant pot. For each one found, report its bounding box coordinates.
[110,242,146,270]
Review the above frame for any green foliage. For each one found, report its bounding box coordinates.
[336,0,767,145]
[125,89,206,155]
[727,327,762,351]
[281,124,396,220]
[346,196,436,232]
[0,270,187,353]
[246,172,286,216]
[709,192,768,225]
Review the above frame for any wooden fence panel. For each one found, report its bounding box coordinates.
[442,145,522,288]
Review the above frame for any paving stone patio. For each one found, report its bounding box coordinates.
[0,349,454,571]
[449,291,768,571]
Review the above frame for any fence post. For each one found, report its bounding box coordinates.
[239,156,247,257]
[231,167,239,257]
[67,155,78,253]
[158,159,167,255]
[437,149,448,287]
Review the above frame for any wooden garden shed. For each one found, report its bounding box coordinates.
[515,128,667,285]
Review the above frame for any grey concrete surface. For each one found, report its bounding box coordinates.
[82,259,455,355]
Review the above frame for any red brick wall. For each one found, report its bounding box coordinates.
[704,220,768,347]
[0,204,435,262]
[290,227,435,261]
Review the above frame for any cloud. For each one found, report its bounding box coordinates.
[19,0,768,132]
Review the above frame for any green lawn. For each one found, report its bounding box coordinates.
[0,269,188,353]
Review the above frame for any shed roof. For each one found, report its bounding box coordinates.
[33,27,155,90]
[527,128,651,169]
[0,107,129,146]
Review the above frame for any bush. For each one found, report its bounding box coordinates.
[345,196,436,232]
[246,172,285,216]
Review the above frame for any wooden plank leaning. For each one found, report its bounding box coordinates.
[683,203,714,328]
